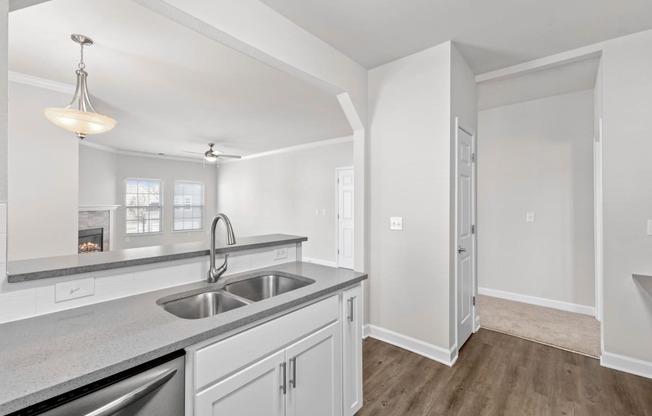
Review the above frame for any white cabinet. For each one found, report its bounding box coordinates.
[195,350,285,416]
[188,296,342,416]
[342,284,363,415]
[286,322,341,416]
[188,285,364,416]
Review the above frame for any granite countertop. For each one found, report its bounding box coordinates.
[7,234,307,282]
[0,261,366,415]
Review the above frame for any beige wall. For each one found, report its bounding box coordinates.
[79,145,118,207]
[8,82,78,261]
[478,90,595,307]
[601,30,652,363]
[216,140,353,264]
[368,42,453,349]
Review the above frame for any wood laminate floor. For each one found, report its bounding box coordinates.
[357,329,652,416]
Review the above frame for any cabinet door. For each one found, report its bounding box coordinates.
[286,322,342,416]
[342,284,363,415]
[195,350,285,416]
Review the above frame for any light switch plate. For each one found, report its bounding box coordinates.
[274,247,288,260]
[55,277,95,302]
[647,220,652,236]
[390,217,403,230]
[526,212,535,223]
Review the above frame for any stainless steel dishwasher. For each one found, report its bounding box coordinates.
[11,350,185,416]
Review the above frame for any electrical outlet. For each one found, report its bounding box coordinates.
[526,212,535,223]
[647,220,652,236]
[274,247,288,260]
[322,209,326,216]
[390,217,403,230]
[55,277,95,302]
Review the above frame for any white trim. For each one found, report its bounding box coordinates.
[362,324,371,339]
[454,117,478,358]
[478,287,596,316]
[78,205,120,212]
[302,257,337,268]
[222,136,354,163]
[475,47,603,83]
[80,141,209,165]
[335,166,354,270]
[601,352,652,380]
[9,70,76,95]
[364,324,457,367]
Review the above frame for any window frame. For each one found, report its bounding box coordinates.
[172,180,205,232]
[124,178,164,236]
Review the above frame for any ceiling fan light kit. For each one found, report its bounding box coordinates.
[44,34,116,140]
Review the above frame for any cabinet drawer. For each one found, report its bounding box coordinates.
[195,295,339,391]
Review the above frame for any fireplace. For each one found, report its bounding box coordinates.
[78,228,104,254]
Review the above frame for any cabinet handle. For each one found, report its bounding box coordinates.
[348,297,355,322]
[289,357,296,388]
[280,362,287,395]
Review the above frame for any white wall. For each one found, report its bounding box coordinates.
[8,82,78,261]
[600,29,652,366]
[112,153,217,250]
[450,45,478,345]
[79,145,118,206]
[368,42,453,353]
[216,139,353,265]
[477,90,595,308]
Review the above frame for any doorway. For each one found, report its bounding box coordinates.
[474,57,602,358]
[337,167,354,269]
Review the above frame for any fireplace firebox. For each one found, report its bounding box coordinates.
[78,228,104,254]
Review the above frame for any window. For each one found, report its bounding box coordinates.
[174,181,204,231]
[125,179,162,234]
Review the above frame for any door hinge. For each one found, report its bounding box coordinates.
[337,178,340,183]
[472,153,476,163]
[473,296,476,306]
[471,224,475,234]
[337,249,340,254]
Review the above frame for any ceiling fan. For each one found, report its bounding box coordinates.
[184,143,242,164]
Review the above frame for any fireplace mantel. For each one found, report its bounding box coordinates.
[79,205,121,212]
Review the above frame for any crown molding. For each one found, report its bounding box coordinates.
[9,71,76,95]
[223,135,354,163]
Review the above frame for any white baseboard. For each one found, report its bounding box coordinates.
[601,351,652,380]
[478,287,596,316]
[364,324,457,366]
[302,257,337,268]
[363,324,371,339]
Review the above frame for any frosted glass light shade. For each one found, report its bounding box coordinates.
[44,107,116,137]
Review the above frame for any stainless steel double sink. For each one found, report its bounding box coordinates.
[158,273,314,320]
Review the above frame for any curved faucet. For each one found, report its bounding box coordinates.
[208,213,236,283]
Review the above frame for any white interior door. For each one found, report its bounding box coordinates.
[337,168,354,269]
[456,121,476,350]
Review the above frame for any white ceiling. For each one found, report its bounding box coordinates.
[477,56,601,111]
[8,0,353,157]
[260,0,652,72]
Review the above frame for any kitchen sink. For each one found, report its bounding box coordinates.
[224,273,314,302]
[160,291,249,320]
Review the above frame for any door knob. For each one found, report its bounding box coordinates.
[458,246,466,254]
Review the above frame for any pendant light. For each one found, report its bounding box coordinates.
[44,34,116,140]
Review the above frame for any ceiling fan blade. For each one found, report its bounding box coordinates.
[182,150,204,155]
[217,154,242,159]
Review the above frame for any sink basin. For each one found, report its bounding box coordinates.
[224,274,314,302]
[160,291,248,320]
